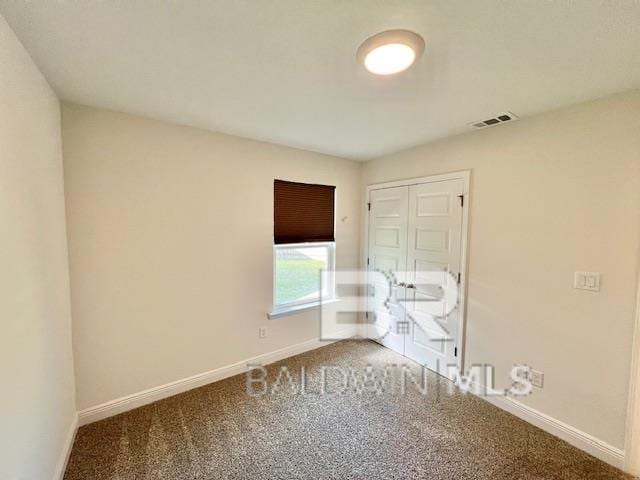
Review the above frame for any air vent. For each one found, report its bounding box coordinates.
[469,112,518,129]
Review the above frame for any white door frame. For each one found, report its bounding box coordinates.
[624,269,640,475]
[364,170,472,371]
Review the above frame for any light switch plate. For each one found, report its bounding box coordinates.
[574,272,601,292]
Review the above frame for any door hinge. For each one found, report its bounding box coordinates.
[454,346,458,357]
[367,257,370,266]
[367,202,371,211]
[457,194,464,207]
[365,312,369,319]
[457,272,461,284]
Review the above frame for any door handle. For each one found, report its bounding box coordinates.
[397,282,406,287]
[406,283,416,289]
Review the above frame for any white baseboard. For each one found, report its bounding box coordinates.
[54,412,78,480]
[78,328,357,426]
[478,391,624,470]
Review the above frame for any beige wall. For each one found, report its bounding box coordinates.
[62,103,361,410]
[361,90,640,449]
[0,14,76,480]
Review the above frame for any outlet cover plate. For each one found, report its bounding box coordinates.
[530,369,544,388]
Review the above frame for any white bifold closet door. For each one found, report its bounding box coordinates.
[367,186,408,356]
[367,178,465,375]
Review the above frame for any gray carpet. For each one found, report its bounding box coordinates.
[65,340,631,479]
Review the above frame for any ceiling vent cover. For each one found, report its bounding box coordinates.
[469,112,518,129]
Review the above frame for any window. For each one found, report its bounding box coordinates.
[274,242,335,308]
[273,180,336,313]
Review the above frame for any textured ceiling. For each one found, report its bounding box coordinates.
[1,0,640,160]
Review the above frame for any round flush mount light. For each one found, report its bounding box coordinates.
[357,29,425,76]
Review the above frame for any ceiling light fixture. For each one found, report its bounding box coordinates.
[357,30,425,76]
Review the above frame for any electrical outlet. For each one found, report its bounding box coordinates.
[258,327,267,339]
[530,369,544,388]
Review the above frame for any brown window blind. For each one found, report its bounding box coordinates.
[274,180,335,244]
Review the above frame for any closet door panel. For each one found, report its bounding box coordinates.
[367,186,408,355]
[404,179,464,375]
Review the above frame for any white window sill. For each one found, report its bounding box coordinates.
[268,298,341,320]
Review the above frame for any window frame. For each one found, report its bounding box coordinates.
[272,241,336,312]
